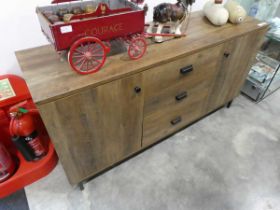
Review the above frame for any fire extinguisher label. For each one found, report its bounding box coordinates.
[23,131,46,157]
[0,79,16,101]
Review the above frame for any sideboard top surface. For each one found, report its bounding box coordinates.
[16,11,268,105]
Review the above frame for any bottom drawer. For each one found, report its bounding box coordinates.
[142,83,209,147]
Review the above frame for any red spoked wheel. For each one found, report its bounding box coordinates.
[128,36,147,60]
[68,37,110,75]
[103,41,111,49]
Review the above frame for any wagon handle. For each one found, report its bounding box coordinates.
[51,0,79,4]
[130,0,145,4]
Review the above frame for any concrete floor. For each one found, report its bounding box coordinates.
[25,92,280,210]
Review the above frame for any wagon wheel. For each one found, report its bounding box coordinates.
[103,41,111,49]
[128,36,147,60]
[68,37,110,75]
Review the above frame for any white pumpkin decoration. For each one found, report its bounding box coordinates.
[225,0,247,24]
[203,0,229,26]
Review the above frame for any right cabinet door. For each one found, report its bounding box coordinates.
[206,28,267,112]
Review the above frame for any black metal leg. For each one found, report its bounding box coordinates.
[227,100,233,108]
[78,182,85,191]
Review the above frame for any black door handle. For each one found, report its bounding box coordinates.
[180,65,193,75]
[224,52,230,58]
[170,116,182,125]
[134,86,141,93]
[176,91,188,101]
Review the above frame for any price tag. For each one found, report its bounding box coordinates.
[0,78,16,101]
[258,22,268,27]
[60,25,73,34]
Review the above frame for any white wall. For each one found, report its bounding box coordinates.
[277,3,280,17]
[0,0,205,76]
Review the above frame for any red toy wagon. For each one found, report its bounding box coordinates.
[36,0,147,75]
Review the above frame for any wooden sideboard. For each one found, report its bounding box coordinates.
[16,12,268,187]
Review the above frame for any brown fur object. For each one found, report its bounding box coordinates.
[153,2,185,23]
[153,0,195,23]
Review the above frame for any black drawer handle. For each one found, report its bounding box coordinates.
[180,65,193,75]
[171,116,182,125]
[251,85,257,90]
[134,86,142,93]
[176,91,188,101]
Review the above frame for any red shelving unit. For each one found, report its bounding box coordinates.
[0,74,58,198]
[0,139,57,198]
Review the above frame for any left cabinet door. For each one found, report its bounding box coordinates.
[38,73,144,185]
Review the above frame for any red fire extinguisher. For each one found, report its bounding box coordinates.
[9,102,46,159]
[0,142,16,183]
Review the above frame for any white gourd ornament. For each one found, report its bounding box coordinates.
[203,0,229,26]
[225,0,247,24]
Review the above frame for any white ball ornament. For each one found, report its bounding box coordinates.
[225,0,247,24]
[203,0,229,26]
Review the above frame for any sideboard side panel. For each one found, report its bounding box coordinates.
[206,28,268,112]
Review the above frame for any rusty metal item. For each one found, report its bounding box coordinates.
[85,4,97,13]
[48,15,60,23]
[131,0,144,4]
[57,8,69,17]
[63,14,74,22]
[72,6,83,15]
[215,0,223,4]
[43,10,54,18]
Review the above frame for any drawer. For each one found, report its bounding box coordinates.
[143,44,223,116]
[143,79,211,147]
[241,79,264,101]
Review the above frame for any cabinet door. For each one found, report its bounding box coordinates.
[38,74,143,185]
[206,28,267,112]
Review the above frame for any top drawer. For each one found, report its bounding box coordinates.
[143,44,224,116]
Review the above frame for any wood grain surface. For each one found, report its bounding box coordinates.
[205,27,268,112]
[16,12,268,105]
[143,44,224,116]
[143,77,214,147]
[16,11,268,185]
[142,45,224,146]
[38,74,144,185]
